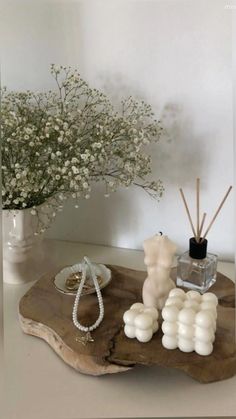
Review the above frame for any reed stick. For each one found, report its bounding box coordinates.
[196,178,200,242]
[200,186,232,242]
[199,212,207,239]
[179,188,197,240]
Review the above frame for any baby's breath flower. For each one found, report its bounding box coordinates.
[81,154,88,161]
[1,64,164,214]
[72,166,79,174]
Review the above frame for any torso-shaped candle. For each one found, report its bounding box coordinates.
[142,234,176,310]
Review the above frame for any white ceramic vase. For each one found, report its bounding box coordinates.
[2,204,53,285]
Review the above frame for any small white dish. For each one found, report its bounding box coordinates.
[54,262,112,296]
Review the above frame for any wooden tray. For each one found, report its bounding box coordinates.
[19,265,236,383]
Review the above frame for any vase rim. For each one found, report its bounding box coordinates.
[2,201,48,212]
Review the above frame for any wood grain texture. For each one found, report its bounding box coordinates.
[19,265,236,382]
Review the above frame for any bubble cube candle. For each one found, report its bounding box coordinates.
[123,303,159,343]
[161,288,218,356]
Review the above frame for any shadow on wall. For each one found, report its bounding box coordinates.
[46,184,143,248]
[152,101,207,188]
[99,73,144,104]
[99,72,207,187]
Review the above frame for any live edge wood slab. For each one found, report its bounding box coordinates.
[19,265,236,383]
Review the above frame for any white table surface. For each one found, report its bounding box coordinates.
[3,239,236,419]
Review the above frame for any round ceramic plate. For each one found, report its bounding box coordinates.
[54,262,112,296]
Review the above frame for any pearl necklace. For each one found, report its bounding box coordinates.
[72,256,104,344]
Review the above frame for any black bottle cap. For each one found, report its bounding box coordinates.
[189,237,207,259]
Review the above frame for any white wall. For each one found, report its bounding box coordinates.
[0,0,235,260]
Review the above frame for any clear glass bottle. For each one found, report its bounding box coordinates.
[177,237,218,293]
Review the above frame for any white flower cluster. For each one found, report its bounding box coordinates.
[1,65,165,228]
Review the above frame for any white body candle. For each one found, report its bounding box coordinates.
[142,234,176,310]
[161,289,218,356]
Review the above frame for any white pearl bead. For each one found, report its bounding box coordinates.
[136,328,153,343]
[195,341,213,356]
[123,309,139,325]
[183,300,199,312]
[195,311,213,328]
[165,297,183,310]
[143,307,159,320]
[169,288,186,299]
[178,338,194,352]
[162,320,178,336]
[178,308,196,325]
[200,301,217,315]
[134,313,153,330]
[162,335,178,350]
[131,302,144,311]
[178,324,194,340]
[186,290,201,302]
[124,325,136,339]
[202,292,218,305]
[162,306,179,322]
[195,326,214,343]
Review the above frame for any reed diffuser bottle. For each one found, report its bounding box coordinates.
[177,179,232,293]
[177,237,217,293]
